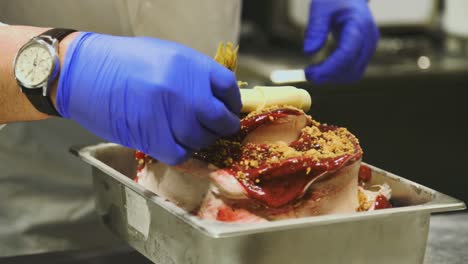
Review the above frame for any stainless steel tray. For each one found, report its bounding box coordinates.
[72,143,466,264]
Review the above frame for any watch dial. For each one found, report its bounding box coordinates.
[15,43,54,88]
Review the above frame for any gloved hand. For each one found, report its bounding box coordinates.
[304,0,379,84]
[56,33,241,165]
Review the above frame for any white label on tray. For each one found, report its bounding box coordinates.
[125,187,150,239]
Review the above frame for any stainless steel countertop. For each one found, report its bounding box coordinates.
[1,212,466,264]
[425,212,468,264]
[236,37,468,86]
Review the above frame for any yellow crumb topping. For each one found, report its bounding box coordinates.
[194,106,361,172]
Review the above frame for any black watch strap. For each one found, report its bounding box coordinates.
[23,89,61,116]
[40,28,77,42]
[22,28,76,117]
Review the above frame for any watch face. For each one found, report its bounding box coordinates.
[14,43,54,88]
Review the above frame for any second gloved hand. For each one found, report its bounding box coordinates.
[56,33,241,165]
[304,0,379,84]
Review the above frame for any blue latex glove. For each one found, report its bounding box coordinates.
[57,33,241,165]
[304,0,379,84]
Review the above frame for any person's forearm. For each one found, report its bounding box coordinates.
[0,25,78,123]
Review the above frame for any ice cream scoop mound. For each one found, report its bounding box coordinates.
[134,106,392,223]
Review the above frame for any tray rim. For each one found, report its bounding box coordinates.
[72,143,466,238]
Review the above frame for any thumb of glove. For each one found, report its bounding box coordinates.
[303,5,331,55]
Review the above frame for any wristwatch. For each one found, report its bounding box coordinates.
[13,28,76,116]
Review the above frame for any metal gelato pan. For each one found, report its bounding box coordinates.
[72,143,466,264]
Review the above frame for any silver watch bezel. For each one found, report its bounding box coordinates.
[13,35,60,96]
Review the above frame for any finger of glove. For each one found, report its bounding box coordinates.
[334,23,371,83]
[305,22,363,84]
[138,123,191,166]
[149,143,191,166]
[354,22,380,78]
[137,108,191,166]
[364,20,380,72]
[351,42,372,82]
[304,2,331,55]
[210,64,242,116]
[195,95,240,137]
[127,94,190,166]
[171,114,219,151]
